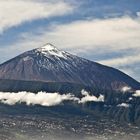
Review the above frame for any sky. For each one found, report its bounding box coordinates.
[0,0,140,81]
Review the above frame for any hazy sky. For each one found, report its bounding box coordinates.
[0,0,140,81]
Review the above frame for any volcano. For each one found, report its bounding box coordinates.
[0,43,140,92]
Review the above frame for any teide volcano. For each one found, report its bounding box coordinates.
[0,43,140,93]
[0,44,140,125]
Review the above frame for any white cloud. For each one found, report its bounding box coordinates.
[0,91,78,106]
[121,86,132,93]
[117,103,130,108]
[0,90,104,106]
[0,0,73,33]
[133,90,140,97]
[42,16,140,51]
[3,16,140,56]
[79,90,104,103]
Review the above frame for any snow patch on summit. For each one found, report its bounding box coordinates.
[40,43,56,51]
[37,43,67,59]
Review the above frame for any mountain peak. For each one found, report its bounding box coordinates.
[36,43,66,59]
[39,43,57,51]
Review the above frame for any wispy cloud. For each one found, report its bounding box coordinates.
[2,16,140,53]
[99,54,140,66]
[2,15,140,62]
[42,16,140,51]
[0,0,73,34]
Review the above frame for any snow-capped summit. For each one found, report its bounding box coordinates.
[38,43,57,51]
[37,43,67,59]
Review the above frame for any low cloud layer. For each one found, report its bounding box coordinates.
[0,90,104,106]
[79,90,104,103]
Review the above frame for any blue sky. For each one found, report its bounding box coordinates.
[0,0,140,81]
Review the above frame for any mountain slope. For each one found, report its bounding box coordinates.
[0,43,140,91]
